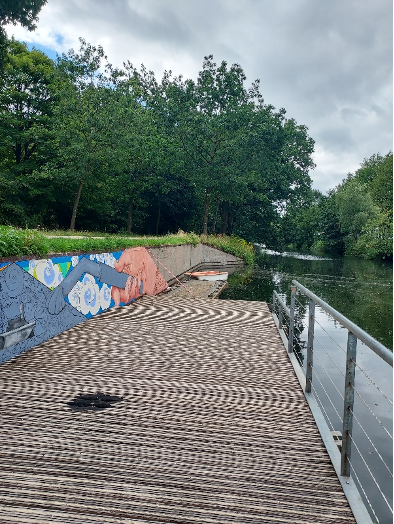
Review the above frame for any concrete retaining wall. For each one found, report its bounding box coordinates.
[148,244,243,283]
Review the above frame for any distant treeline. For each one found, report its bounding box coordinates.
[0,38,391,259]
[281,152,393,259]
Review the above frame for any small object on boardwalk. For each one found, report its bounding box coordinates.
[68,392,123,411]
[184,270,228,281]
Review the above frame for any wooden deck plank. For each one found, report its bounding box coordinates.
[0,297,356,523]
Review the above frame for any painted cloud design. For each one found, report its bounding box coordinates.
[29,259,63,289]
[68,277,112,316]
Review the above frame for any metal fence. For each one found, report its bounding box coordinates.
[272,279,393,524]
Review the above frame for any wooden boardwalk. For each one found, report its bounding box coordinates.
[0,296,356,523]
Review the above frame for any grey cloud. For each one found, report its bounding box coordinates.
[318,127,355,154]
[340,107,365,122]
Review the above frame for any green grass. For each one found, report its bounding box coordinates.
[42,229,145,238]
[0,227,256,265]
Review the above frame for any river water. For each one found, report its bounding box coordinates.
[221,246,393,350]
[220,247,393,523]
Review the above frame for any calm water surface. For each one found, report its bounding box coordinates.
[221,246,393,350]
[220,247,393,523]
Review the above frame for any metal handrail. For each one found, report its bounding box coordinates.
[271,281,393,524]
[292,280,393,367]
[274,283,393,367]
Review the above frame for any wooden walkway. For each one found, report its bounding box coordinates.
[0,296,356,523]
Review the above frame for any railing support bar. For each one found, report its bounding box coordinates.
[341,331,357,477]
[288,285,296,354]
[278,303,283,329]
[305,298,315,393]
[272,292,276,315]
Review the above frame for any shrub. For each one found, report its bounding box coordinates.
[0,226,49,257]
[201,235,256,265]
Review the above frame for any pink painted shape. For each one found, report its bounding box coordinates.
[111,247,168,305]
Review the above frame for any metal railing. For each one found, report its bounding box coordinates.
[272,280,393,524]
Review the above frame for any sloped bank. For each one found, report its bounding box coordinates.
[0,244,243,363]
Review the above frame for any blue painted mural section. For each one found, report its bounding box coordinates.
[0,263,85,363]
[0,248,168,363]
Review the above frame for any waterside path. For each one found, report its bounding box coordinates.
[0,295,356,523]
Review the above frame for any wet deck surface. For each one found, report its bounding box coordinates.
[0,296,356,523]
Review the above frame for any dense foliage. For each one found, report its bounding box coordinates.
[282,152,393,259]
[0,39,315,244]
[0,0,47,68]
[0,38,391,260]
[0,224,48,256]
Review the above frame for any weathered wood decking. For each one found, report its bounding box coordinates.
[0,296,356,523]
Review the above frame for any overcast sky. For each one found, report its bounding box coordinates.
[7,0,393,193]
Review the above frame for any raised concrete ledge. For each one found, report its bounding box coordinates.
[148,243,243,284]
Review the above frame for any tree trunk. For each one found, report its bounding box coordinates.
[220,201,229,235]
[15,141,22,164]
[228,211,234,235]
[127,197,133,234]
[155,204,161,235]
[70,160,90,231]
[70,180,84,232]
[203,191,210,235]
[212,199,220,234]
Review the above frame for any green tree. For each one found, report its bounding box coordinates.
[0,0,47,68]
[109,74,168,234]
[0,0,47,29]
[353,152,393,259]
[281,189,324,250]
[134,57,263,234]
[314,152,393,259]
[135,55,315,238]
[0,38,58,225]
[353,210,393,259]
[52,39,120,231]
[335,179,379,252]
[316,193,345,254]
[367,152,393,212]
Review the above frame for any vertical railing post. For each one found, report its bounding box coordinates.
[341,331,357,477]
[279,303,283,329]
[288,284,296,354]
[305,298,315,393]
[272,292,276,318]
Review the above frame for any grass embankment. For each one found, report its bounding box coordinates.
[0,226,255,265]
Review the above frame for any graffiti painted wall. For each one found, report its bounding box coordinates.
[0,247,168,363]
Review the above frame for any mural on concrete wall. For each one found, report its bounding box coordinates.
[0,247,168,363]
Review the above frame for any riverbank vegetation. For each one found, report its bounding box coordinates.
[0,227,256,265]
[0,38,391,261]
[282,152,393,259]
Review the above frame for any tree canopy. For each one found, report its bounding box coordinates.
[2,38,390,260]
[132,55,315,236]
[0,40,317,242]
[0,0,47,67]
[0,0,47,30]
